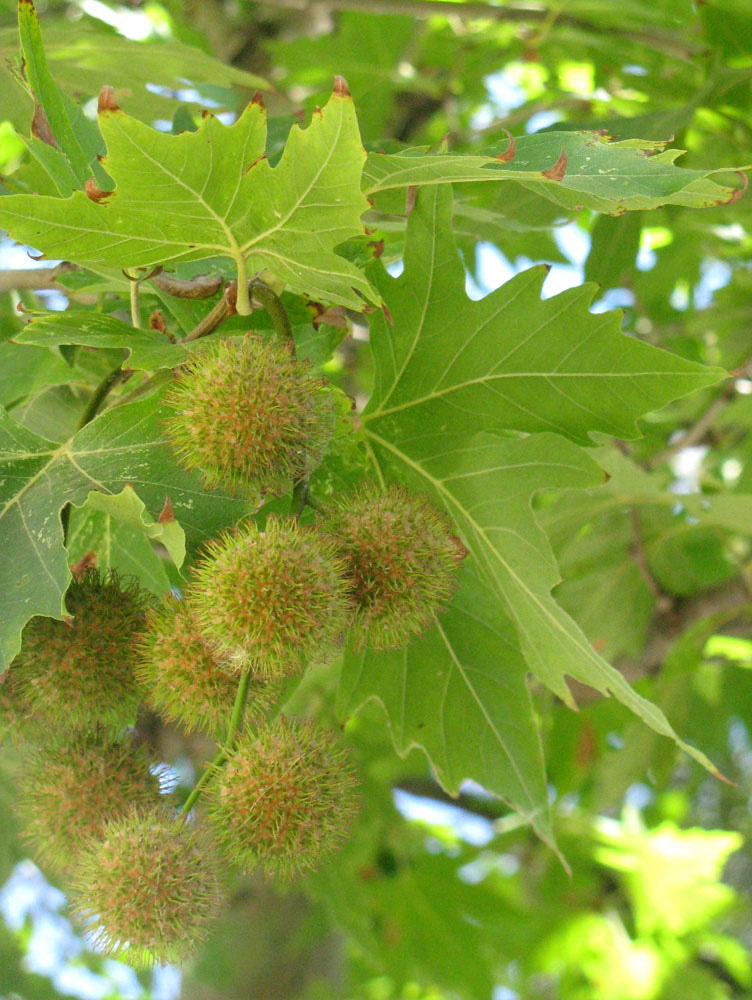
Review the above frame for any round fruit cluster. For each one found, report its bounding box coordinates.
[0,333,466,968]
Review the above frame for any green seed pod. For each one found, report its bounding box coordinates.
[189,516,350,678]
[71,805,221,967]
[163,335,335,496]
[136,595,280,737]
[11,569,149,734]
[16,733,165,874]
[0,666,40,744]
[319,484,466,650]
[209,718,358,879]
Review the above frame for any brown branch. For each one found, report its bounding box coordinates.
[650,355,752,468]
[182,282,237,342]
[629,505,672,611]
[256,0,702,58]
[0,263,76,293]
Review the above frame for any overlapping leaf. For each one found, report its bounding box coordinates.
[339,567,554,848]
[363,131,745,215]
[15,311,188,371]
[0,86,376,310]
[357,184,726,775]
[365,185,724,446]
[0,395,246,673]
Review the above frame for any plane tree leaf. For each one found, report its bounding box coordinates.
[363,131,745,215]
[0,395,246,673]
[339,567,554,849]
[364,184,724,448]
[357,184,725,776]
[0,84,377,312]
[15,311,188,371]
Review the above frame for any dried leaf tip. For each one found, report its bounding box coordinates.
[251,90,265,109]
[97,86,119,115]
[333,75,351,98]
[70,551,98,578]
[723,170,749,206]
[495,129,516,163]
[31,102,58,149]
[85,178,111,203]
[158,497,175,524]
[542,149,567,182]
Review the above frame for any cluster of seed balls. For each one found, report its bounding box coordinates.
[0,333,465,968]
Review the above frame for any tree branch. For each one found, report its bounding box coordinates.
[650,355,752,468]
[256,0,702,57]
[0,263,76,293]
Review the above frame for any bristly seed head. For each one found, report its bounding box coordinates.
[208,718,358,879]
[16,732,166,874]
[137,594,280,737]
[70,805,221,967]
[188,516,350,679]
[10,569,150,734]
[163,334,335,496]
[318,483,466,650]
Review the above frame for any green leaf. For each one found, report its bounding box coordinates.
[0,20,269,133]
[0,87,377,312]
[361,185,725,776]
[0,341,78,406]
[81,485,185,568]
[17,0,103,188]
[15,311,188,371]
[363,132,744,214]
[0,395,246,673]
[65,505,173,597]
[339,567,554,849]
[364,185,724,447]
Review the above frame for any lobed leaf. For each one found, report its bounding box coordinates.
[0,395,246,673]
[0,86,377,311]
[363,131,746,215]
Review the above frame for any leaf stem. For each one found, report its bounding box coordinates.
[235,256,251,315]
[128,272,141,328]
[179,666,253,818]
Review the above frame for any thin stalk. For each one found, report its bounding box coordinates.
[235,256,251,315]
[61,367,129,542]
[180,667,253,817]
[290,479,309,517]
[129,275,141,328]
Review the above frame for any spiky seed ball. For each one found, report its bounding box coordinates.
[209,718,358,879]
[136,595,280,737]
[15,734,165,874]
[163,335,335,496]
[0,667,40,744]
[319,484,466,650]
[11,569,149,734]
[188,516,350,678]
[70,805,221,967]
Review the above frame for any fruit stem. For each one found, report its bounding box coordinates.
[179,666,253,818]
[62,366,129,542]
[249,280,295,357]
[290,479,309,517]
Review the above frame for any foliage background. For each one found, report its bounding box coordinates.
[2,1,752,998]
